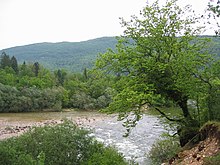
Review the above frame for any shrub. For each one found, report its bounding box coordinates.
[84,147,127,165]
[70,92,96,109]
[0,120,127,165]
[0,83,66,112]
[148,136,180,165]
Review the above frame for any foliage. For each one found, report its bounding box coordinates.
[33,62,40,77]
[70,92,96,109]
[65,70,114,109]
[19,61,35,77]
[0,37,117,72]
[0,69,17,86]
[95,0,220,140]
[11,56,19,74]
[0,120,128,165]
[0,52,11,69]
[83,147,127,165]
[0,83,67,112]
[54,69,67,86]
[148,136,180,165]
[0,51,114,112]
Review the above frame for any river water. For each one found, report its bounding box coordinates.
[0,111,165,165]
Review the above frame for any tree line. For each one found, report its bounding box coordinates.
[0,52,114,112]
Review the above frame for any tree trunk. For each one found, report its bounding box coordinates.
[177,96,191,119]
[167,90,192,120]
[167,90,200,146]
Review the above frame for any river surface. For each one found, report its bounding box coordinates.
[0,111,165,165]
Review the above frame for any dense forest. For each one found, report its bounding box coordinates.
[0,52,116,112]
[1,36,220,73]
[0,37,117,72]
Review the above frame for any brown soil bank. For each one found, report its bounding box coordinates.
[169,121,220,165]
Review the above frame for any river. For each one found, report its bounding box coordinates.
[0,111,165,165]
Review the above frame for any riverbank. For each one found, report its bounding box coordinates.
[165,122,220,165]
[0,110,111,140]
[0,111,165,164]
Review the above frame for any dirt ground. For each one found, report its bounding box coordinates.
[169,137,219,165]
[165,123,220,165]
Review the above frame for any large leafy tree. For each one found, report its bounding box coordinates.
[96,0,218,141]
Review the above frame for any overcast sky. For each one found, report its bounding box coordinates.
[0,0,212,49]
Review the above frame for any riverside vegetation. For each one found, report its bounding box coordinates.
[0,120,128,165]
[0,52,115,112]
[95,0,220,164]
[1,0,220,164]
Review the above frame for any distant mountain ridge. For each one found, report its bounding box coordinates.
[1,36,220,72]
[0,37,118,72]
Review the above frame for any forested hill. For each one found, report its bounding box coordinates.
[0,37,117,72]
[1,36,220,72]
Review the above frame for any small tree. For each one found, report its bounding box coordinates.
[33,62,40,77]
[11,56,19,74]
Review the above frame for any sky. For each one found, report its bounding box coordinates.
[0,0,213,49]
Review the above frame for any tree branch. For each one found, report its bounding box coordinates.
[191,72,212,88]
[155,107,183,122]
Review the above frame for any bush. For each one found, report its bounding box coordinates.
[70,92,96,109]
[0,120,127,165]
[148,136,180,165]
[0,83,66,112]
[84,147,127,165]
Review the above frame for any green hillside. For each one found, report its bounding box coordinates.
[0,37,117,72]
[1,36,220,72]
